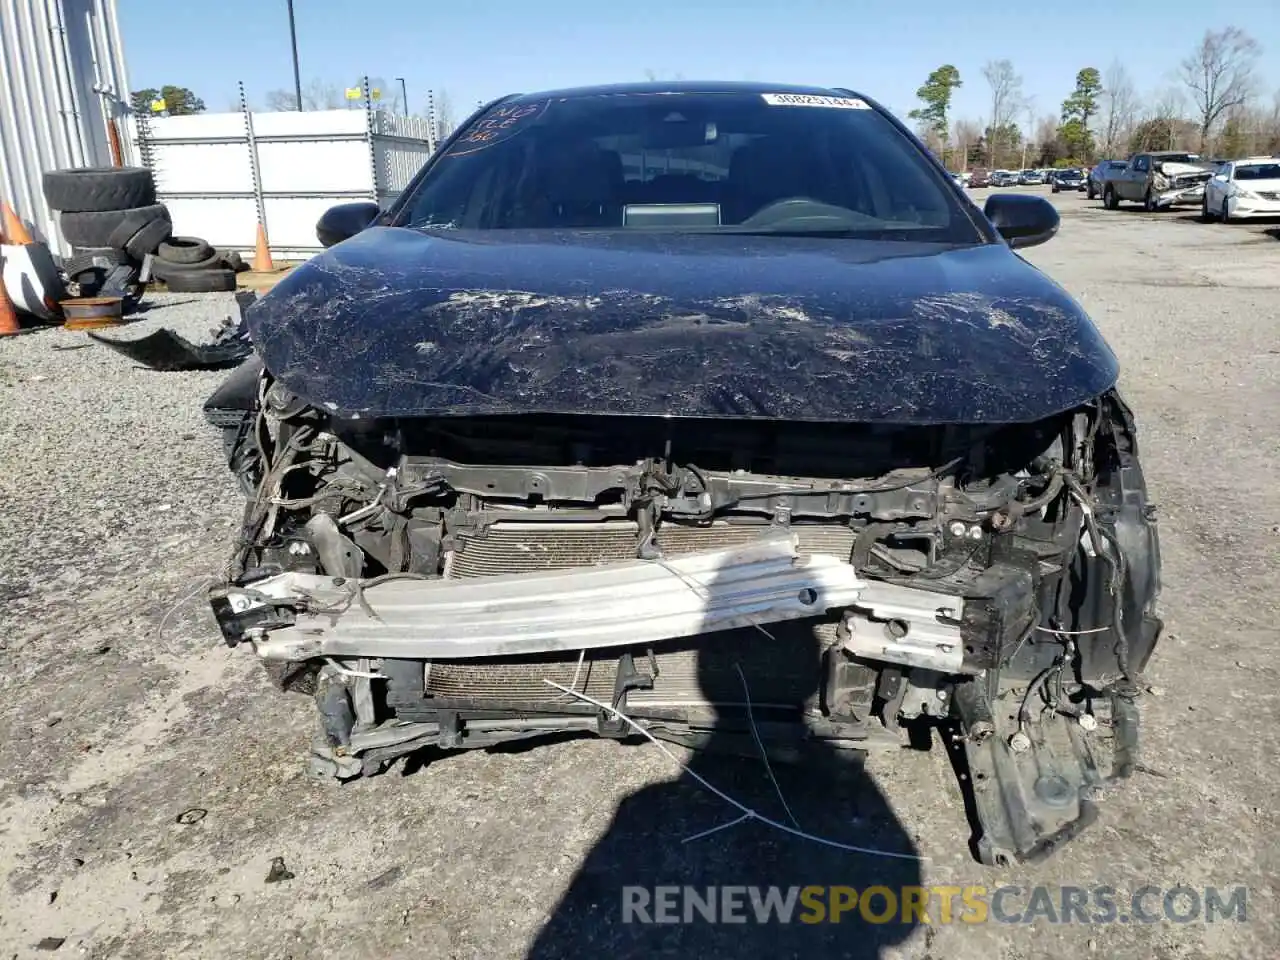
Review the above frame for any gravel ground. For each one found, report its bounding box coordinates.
[1,189,1277,959]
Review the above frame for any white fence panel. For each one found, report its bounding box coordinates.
[136,106,435,259]
[373,111,437,197]
[258,139,373,194]
[262,197,352,252]
[374,138,433,196]
[162,197,258,248]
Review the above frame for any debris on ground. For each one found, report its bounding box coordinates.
[264,857,295,884]
[86,290,256,371]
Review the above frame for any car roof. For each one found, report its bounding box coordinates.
[500,80,870,104]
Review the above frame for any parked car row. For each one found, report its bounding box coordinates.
[1087,152,1280,221]
[952,153,1279,224]
[959,167,1084,189]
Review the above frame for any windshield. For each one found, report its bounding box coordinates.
[1236,163,1280,180]
[395,91,981,242]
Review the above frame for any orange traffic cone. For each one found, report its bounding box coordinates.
[0,209,18,335]
[253,222,274,272]
[0,252,20,336]
[1,202,32,245]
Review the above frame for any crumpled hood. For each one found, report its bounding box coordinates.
[246,226,1119,425]
[1158,161,1213,178]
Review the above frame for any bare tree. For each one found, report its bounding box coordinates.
[951,118,982,169]
[1265,90,1280,154]
[982,59,1024,165]
[1097,60,1138,158]
[1020,97,1037,167]
[265,89,299,111]
[433,89,456,139]
[1035,113,1059,158]
[264,78,345,111]
[1178,26,1261,152]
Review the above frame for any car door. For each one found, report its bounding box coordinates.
[1206,162,1231,211]
[1121,155,1149,200]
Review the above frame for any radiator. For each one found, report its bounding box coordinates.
[420,521,855,709]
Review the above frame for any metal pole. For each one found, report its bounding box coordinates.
[427,89,437,149]
[397,77,408,117]
[287,0,303,111]
[241,81,268,240]
[363,76,380,203]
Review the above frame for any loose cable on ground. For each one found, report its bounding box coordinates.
[542,679,926,862]
[734,662,800,830]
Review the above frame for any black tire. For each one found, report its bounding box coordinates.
[157,236,214,264]
[1103,186,1118,210]
[1221,199,1231,224]
[42,166,155,212]
[105,204,170,250]
[149,252,224,281]
[1052,184,1060,193]
[1201,195,1213,222]
[123,216,174,260]
[218,250,247,272]
[62,246,128,277]
[60,207,147,248]
[1143,190,1157,213]
[1087,183,1095,200]
[161,268,237,293]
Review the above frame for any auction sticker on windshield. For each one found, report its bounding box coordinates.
[445,100,550,156]
[761,93,870,109]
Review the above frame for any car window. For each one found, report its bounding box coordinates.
[397,92,981,243]
[1235,163,1280,180]
[1133,157,1149,172]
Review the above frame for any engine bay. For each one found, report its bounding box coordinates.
[208,373,1163,864]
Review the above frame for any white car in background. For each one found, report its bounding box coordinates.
[1203,158,1280,221]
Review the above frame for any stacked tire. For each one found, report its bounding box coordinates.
[43,166,245,297]
[150,236,243,293]
[43,167,172,302]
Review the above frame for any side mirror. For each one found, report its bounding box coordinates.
[983,193,1060,249]
[316,201,380,247]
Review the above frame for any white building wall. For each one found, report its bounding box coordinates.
[0,0,135,255]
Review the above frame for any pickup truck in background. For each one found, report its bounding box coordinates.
[1100,151,1216,212]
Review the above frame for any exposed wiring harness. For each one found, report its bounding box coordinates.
[226,422,317,580]
[1062,471,1134,682]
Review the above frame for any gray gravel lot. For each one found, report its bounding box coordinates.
[1,188,1277,959]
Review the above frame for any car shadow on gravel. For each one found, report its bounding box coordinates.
[525,567,924,960]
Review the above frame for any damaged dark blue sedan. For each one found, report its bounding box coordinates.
[205,82,1163,866]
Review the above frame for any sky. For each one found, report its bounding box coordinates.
[118,0,1280,128]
